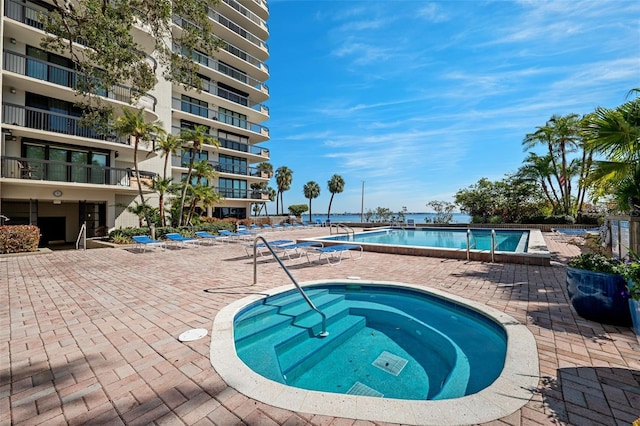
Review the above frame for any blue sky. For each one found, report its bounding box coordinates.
[263,0,639,214]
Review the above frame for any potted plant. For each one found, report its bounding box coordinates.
[621,249,640,341]
[566,252,632,326]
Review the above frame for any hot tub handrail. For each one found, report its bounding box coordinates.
[466,228,471,261]
[252,236,329,338]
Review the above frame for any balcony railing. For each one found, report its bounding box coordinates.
[172,98,269,136]
[221,0,267,30]
[174,45,268,95]
[2,103,133,144]
[197,79,269,115]
[3,51,157,110]
[170,156,264,178]
[172,16,268,73]
[216,187,266,200]
[170,126,269,157]
[206,7,267,51]
[1,156,155,187]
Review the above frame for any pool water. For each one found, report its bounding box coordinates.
[321,228,529,252]
[234,283,507,400]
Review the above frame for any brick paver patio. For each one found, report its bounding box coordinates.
[1,228,639,425]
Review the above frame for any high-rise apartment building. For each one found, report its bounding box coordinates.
[0,0,270,245]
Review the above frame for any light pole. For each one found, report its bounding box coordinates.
[360,181,365,223]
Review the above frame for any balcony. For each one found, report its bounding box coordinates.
[172,98,269,137]
[217,187,267,200]
[170,126,269,158]
[206,7,268,54]
[3,50,157,111]
[4,0,158,70]
[174,45,269,100]
[220,0,269,38]
[2,103,132,144]
[198,79,269,116]
[1,156,155,188]
[172,16,268,76]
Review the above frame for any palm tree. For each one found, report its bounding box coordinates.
[257,162,274,179]
[327,174,345,221]
[584,94,640,212]
[155,134,182,180]
[185,184,220,225]
[275,166,293,215]
[518,153,561,211]
[265,187,276,217]
[152,176,173,227]
[153,134,181,226]
[522,113,581,216]
[114,107,165,226]
[178,125,219,226]
[303,181,320,222]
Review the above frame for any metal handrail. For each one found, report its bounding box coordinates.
[330,223,354,238]
[252,236,328,338]
[491,229,496,263]
[466,228,471,261]
[76,222,86,250]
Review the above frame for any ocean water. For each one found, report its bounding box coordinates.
[273,213,471,224]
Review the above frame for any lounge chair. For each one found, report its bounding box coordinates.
[276,241,324,259]
[219,229,251,242]
[244,239,294,257]
[406,218,416,229]
[306,244,363,265]
[164,232,199,248]
[261,224,274,231]
[132,235,166,252]
[195,231,225,245]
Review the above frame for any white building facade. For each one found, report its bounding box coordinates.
[0,0,271,244]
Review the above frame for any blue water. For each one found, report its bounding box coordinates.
[320,228,529,253]
[234,284,507,400]
[254,212,472,224]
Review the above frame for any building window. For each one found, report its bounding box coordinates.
[218,107,247,129]
[217,130,249,152]
[219,154,247,175]
[213,207,246,220]
[181,94,208,118]
[219,178,247,199]
[21,139,110,183]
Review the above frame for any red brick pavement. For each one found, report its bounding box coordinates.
[1,228,639,425]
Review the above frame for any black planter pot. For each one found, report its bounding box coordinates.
[566,267,632,326]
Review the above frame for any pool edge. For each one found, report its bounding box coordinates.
[210,280,540,426]
[299,228,551,266]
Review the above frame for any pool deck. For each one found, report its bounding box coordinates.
[1,227,639,425]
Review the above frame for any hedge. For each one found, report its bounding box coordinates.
[0,225,41,254]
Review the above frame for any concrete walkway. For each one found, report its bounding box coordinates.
[1,228,638,425]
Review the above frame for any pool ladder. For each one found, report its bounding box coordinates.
[251,236,329,338]
[466,228,496,262]
[330,223,355,240]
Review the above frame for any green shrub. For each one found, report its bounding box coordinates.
[0,225,41,254]
[568,253,621,275]
[544,215,576,224]
[108,222,235,242]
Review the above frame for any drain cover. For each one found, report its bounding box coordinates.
[347,381,383,397]
[372,351,407,376]
[178,328,208,342]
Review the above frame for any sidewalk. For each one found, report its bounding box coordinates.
[1,228,638,425]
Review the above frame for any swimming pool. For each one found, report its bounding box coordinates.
[302,227,551,266]
[210,280,539,425]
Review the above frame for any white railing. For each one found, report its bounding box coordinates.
[76,222,87,250]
